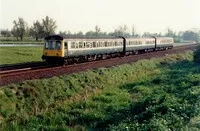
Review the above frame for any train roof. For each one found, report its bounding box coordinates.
[45,35,121,40]
[45,35,173,41]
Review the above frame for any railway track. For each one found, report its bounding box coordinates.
[0,61,47,71]
[0,44,198,86]
[0,61,59,75]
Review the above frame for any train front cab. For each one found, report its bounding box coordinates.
[42,35,65,63]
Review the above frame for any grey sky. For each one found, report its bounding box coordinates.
[0,0,199,34]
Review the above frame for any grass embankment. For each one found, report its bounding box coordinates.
[0,51,200,130]
[0,47,43,64]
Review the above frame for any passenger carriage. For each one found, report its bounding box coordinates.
[42,35,173,64]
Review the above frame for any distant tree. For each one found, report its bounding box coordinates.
[85,31,95,37]
[182,31,199,42]
[131,25,136,37]
[142,32,151,37]
[115,25,130,37]
[119,25,127,36]
[42,16,57,37]
[142,32,161,37]
[165,28,176,38]
[0,29,11,37]
[29,21,45,40]
[66,31,73,37]
[11,28,19,40]
[59,31,67,36]
[99,32,107,37]
[95,25,101,37]
[11,17,28,40]
[106,32,114,37]
[76,31,84,37]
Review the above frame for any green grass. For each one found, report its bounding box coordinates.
[0,46,43,64]
[0,51,200,130]
[0,36,43,42]
[0,41,43,44]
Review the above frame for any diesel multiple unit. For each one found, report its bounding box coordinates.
[42,35,173,63]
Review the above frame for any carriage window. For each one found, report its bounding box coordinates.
[75,42,79,48]
[111,42,113,46]
[79,42,83,48]
[98,42,101,47]
[93,42,96,47]
[105,42,108,47]
[116,41,120,46]
[86,42,89,48]
[108,42,111,46]
[86,42,91,48]
[99,42,103,47]
[109,42,112,46]
[71,42,75,48]
[109,42,111,46]
[114,41,117,46]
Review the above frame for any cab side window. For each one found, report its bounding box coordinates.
[45,41,48,49]
[56,41,61,50]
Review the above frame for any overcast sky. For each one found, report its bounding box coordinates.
[0,0,199,34]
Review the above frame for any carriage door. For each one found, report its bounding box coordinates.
[64,42,68,56]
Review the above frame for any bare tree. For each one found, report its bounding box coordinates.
[42,16,57,37]
[11,17,27,40]
[29,21,45,40]
[132,25,136,37]
[120,25,128,36]
[166,28,176,37]
[95,25,101,37]
[114,25,130,37]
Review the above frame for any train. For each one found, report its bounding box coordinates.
[42,35,174,64]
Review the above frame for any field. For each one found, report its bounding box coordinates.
[0,36,43,42]
[0,47,43,65]
[0,37,43,45]
[0,50,200,130]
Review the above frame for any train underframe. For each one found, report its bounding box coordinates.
[42,45,173,65]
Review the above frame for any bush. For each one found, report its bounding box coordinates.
[193,46,200,64]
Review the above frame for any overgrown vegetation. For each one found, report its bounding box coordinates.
[0,51,200,130]
[0,46,43,64]
[194,46,200,64]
